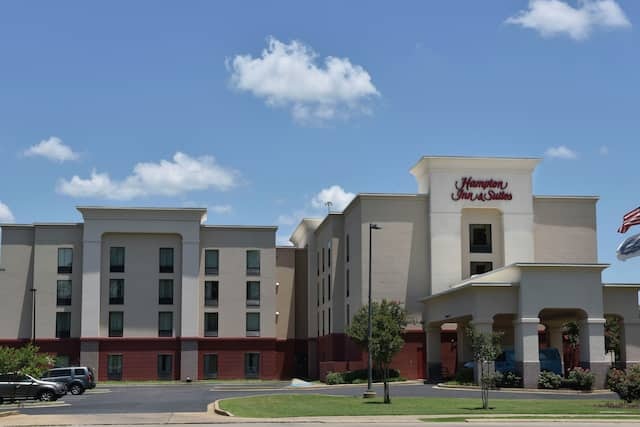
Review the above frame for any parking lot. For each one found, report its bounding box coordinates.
[1,382,617,416]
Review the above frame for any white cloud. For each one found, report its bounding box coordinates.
[311,185,356,211]
[209,204,233,215]
[57,152,238,200]
[599,145,609,155]
[545,145,578,159]
[227,37,379,123]
[505,0,631,41]
[0,201,15,223]
[24,137,79,162]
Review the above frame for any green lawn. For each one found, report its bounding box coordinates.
[218,394,640,418]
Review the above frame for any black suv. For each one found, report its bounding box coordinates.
[41,367,96,395]
[0,373,67,403]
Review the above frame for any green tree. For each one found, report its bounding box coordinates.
[466,325,503,410]
[605,316,622,362]
[0,344,54,378]
[563,321,580,372]
[346,300,408,403]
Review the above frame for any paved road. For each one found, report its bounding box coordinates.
[3,382,617,415]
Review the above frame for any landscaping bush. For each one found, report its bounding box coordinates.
[567,367,595,391]
[608,365,640,403]
[351,376,406,384]
[454,367,474,385]
[538,371,562,389]
[496,371,523,388]
[325,371,346,385]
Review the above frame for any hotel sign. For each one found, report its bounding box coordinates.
[451,177,513,202]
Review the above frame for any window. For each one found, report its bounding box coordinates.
[157,354,173,380]
[470,224,492,253]
[57,248,73,274]
[346,234,350,262]
[316,252,320,276]
[327,274,331,301]
[328,307,331,334]
[159,280,174,305]
[316,282,319,307]
[246,312,260,337]
[205,250,219,275]
[346,304,350,326]
[246,281,260,306]
[204,312,218,337]
[203,354,218,379]
[56,280,72,306]
[327,241,331,268]
[107,355,122,380]
[205,281,219,306]
[109,279,124,305]
[470,262,493,275]
[246,250,260,276]
[322,310,325,336]
[322,248,325,272]
[55,312,71,338]
[158,312,173,337]
[244,353,260,378]
[159,248,174,273]
[322,278,325,304]
[316,312,319,337]
[346,269,350,298]
[55,355,70,368]
[109,311,123,337]
[73,368,85,376]
[110,247,125,273]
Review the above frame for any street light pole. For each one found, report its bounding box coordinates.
[30,288,37,345]
[364,223,381,399]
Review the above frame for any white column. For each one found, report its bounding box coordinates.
[80,240,101,338]
[514,317,540,388]
[623,321,640,367]
[579,318,608,388]
[180,239,200,380]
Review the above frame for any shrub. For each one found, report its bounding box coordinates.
[567,367,595,391]
[0,344,53,378]
[343,368,400,383]
[608,366,640,403]
[538,371,562,389]
[455,367,474,385]
[497,371,523,388]
[325,371,345,385]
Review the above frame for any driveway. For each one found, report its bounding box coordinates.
[5,382,617,415]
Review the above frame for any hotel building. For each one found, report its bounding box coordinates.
[0,156,638,388]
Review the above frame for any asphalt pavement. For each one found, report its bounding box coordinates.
[2,381,618,415]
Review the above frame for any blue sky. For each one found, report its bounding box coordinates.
[0,1,638,283]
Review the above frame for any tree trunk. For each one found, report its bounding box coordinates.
[481,361,489,410]
[383,365,390,404]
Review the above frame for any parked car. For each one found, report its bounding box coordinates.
[41,367,96,395]
[0,373,67,403]
[464,348,563,376]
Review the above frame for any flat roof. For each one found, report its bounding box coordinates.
[77,206,208,213]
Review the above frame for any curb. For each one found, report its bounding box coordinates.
[0,411,18,418]
[209,399,233,417]
[436,383,613,395]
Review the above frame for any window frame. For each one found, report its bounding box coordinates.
[107,354,123,380]
[244,352,260,379]
[109,311,124,337]
[204,312,219,337]
[470,261,494,276]
[158,311,173,337]
[55,312,71,338]
[157,354,173,380]
[57,248,73,274]
[204,249,219,276]
[203,353,218,379]
[204,281,219,307]
[159,247,174,273]
[56,280,72,306]
[469,224,492,254]
[158,279,174,305]
[109,279,124,305]
[109,247,125,273]
[246,312,260,337]
[246,281,260,307]
[246,250,260,276]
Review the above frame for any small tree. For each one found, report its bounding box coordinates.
[605,316,622,363]
[563,321,580,372]
[0,344,54,378]
[346,300,408,403]
[466,326,503,410]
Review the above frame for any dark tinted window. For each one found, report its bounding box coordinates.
[110,247,125,272]
[244,353,260,378]
[57,280,72,306]
[107,355,122,380]
[57,248,73,274]
[246,281,260,306]
[56,312,71,338]
[0,374,11,382]
[246,250,260,276]
[470,224,492,253]
[74,369,85,375]
[470,261,493,275]
[159,248,174,273]
[109,279,124,305]
[159,279,174,305]
[205,281,219,306]
[205,250,219,275]
[203,354,218,379]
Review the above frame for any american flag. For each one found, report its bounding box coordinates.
[618,207,640,233]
